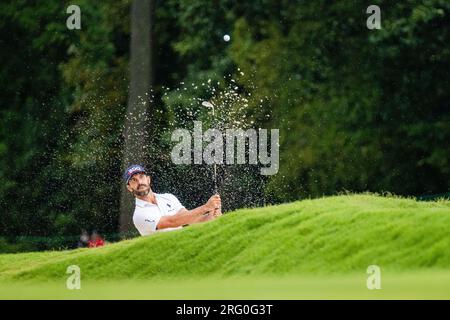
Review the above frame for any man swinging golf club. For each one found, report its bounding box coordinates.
[124,165,222,236]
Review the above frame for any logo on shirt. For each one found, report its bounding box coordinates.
[145,219,155,223]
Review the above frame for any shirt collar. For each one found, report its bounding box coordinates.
[135,195,158,208]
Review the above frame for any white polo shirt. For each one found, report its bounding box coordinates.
[133,193,185,236]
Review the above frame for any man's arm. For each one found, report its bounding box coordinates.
[157,195,221,230]
[156,207,207,229]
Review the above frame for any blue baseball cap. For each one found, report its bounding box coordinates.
[123,165,147,184]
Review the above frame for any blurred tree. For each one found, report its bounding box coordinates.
[0,0,71,243]
[119,0,154,234]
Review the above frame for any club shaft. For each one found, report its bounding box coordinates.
[213,163,218,194]
[212,104,217,193]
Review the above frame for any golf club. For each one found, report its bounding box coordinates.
[202,101,218,194]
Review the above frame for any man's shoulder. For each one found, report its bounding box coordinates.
[155,193,184,209]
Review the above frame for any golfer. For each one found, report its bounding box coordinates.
[124,165,222,236]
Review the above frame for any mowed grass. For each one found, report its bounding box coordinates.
[2,272,450,300]
[0,194,449,299]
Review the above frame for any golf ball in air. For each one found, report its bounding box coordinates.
[223,34,231,42]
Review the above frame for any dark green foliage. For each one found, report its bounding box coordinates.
[0,0,449,251]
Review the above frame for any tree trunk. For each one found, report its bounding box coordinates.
[119,0,153,235]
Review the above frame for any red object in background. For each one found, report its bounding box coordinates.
[88,234,105,248]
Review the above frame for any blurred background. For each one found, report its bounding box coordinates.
[0,0,449,252]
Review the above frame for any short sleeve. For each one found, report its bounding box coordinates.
[133,209,161,236]
[167,194,185,214]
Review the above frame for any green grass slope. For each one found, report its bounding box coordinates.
[1,194,449,284]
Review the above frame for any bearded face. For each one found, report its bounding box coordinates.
[127,173,152,197]
[132,183,150,196]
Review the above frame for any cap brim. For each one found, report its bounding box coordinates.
[126,170,147,184]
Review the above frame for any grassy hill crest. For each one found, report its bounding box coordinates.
[1,194,449,283]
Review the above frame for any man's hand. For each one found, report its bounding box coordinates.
[205,194,221,214]
[212,207,222,217]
